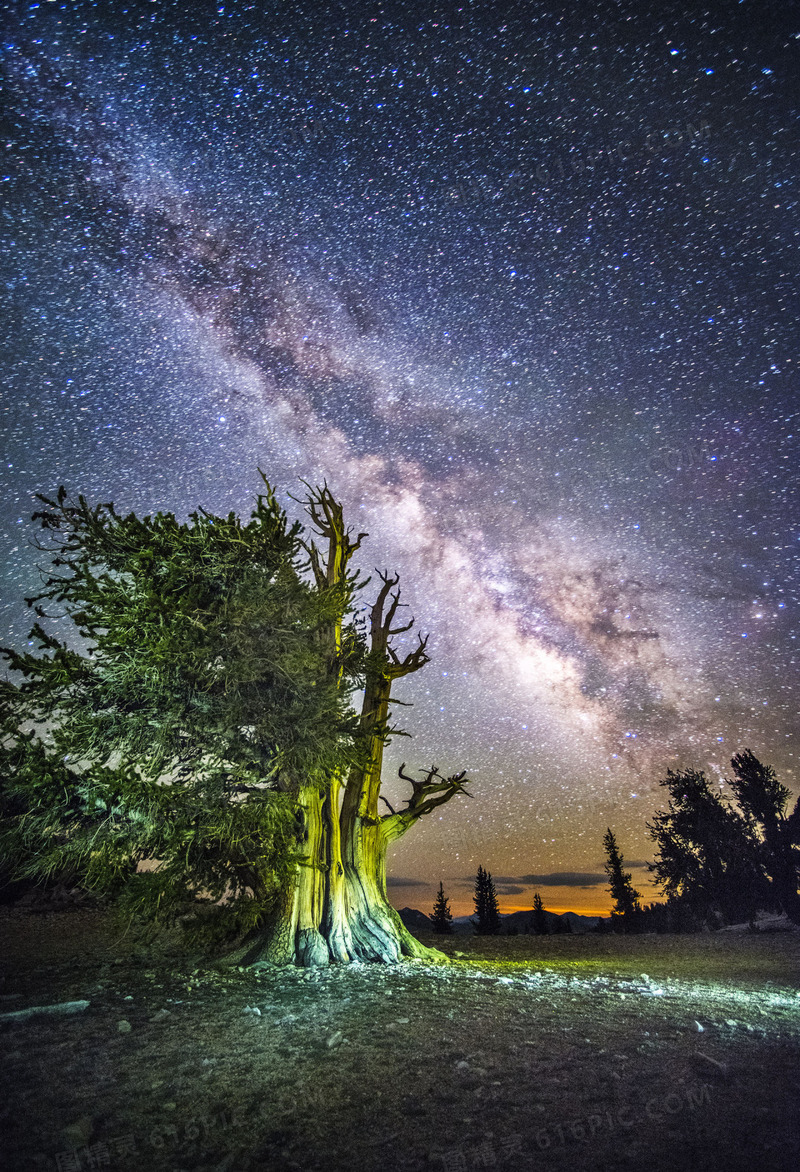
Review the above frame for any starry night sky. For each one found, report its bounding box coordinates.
[1,0,798,915]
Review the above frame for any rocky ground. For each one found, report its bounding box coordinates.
[1,907,799,1172]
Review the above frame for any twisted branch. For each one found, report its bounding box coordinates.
[300,482,366,589]
[392,763,473,822]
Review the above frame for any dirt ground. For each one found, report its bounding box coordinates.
[1,908,799,1172]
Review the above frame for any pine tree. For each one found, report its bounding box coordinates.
[532,891,549,935]
[471,864,501,934]
[0,477,473,964]
[602,828,642,932]
[430,882,453,934]
[0,480,333,943]
[728,750,800,925]
[646,768,771,926]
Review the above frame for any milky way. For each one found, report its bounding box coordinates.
[1,1,797,912]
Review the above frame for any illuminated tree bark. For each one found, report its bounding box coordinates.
[239,489,472,967]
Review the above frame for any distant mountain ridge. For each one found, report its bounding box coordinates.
[397,906,602,936]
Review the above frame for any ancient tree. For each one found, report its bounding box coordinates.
[0,479,472,966]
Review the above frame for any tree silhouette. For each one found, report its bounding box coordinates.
[603,828,641,931]
[727,750,800,924]
[471,865,501,935]
[646,768,771,926]
[430,882,453,934]
[532,891,549,935]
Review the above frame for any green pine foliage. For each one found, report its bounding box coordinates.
[430,881,453,933]
[471,864,501,934]
[0,477,367,945]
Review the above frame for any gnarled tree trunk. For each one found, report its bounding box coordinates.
[235,489,471,968]
[240,765,469,968]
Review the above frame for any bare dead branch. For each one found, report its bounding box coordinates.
[299,482,367,566]
[392,763,472,824]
